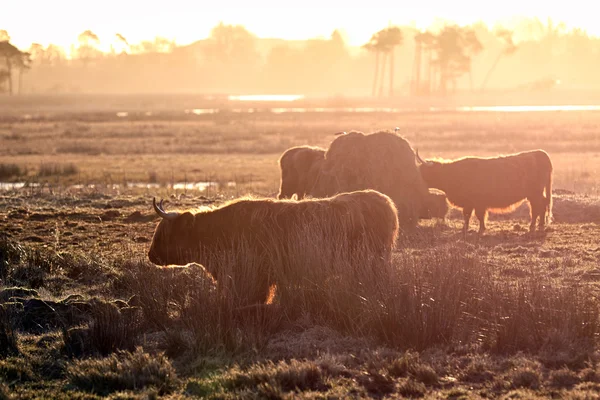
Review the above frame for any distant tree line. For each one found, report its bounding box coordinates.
[0,30,31,95]
[1,18,599,96]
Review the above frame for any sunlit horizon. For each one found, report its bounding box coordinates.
[2,0,600,53]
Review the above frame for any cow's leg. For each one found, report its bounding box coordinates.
[528,197,543,232]
[475,208,488,235]
[462,207,473,236]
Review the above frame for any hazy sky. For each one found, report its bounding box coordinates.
[2,0,598,51]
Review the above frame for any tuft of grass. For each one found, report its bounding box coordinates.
[549,367,581,388]
[223,359,330,394]
[0,382,11,400]
[387,351,421,378]
[386,351,438,386]
[63,298,142,357]
[0,357,35,383]
[0,305,19,357]
[55,143,104,156]
[1,237,62,289]
[67,347,178,396]
[413,364,439,386]
[148,171,158,183]
[509,366,541,389]
[38,162,79,177]
[397,379,427,398]
[0,163,23,180]
[0,236,23,281]
[357,369,395,396]
[459,355,495,384]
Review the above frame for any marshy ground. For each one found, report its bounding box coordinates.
[2,100,600,398]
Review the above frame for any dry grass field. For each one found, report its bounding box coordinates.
[2,99,600,398]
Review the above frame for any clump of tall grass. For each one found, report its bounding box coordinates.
[1,236,70,289]
[66,347,178,396]
[63,298,142,357]
[38,162,79,177]
[125,220,599,357]
[0,305,19,357]
[0,163,23,180]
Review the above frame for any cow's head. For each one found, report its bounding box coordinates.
[415,149,443,187]
[148,198,196,266]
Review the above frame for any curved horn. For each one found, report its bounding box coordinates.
[153,197,179,220]
[415,149,427,165]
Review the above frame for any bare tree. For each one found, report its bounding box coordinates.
[384,27,403,96]
[432,25,482,94]
[362,39,380,97]
[363,27,401,97]
[480,29,517,91]
[76,30,102,66]
[0,41,28,95]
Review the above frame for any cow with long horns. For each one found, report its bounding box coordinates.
[148,190,399,306]
[416,149,553,235]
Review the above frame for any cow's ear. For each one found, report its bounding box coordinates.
[177,212,195,229]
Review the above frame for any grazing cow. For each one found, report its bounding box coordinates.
[148,190,399,306]
[416,149,553,235]
[420,189,449,220]
[277,146,326,200]
[312,130,430,230]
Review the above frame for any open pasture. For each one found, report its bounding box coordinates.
[2,103,600,398]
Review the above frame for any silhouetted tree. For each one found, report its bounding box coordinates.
[132,37,175,54]
[432,25,482,94]
[480,29,517,91]
[412,32,423,95]
[15,51,31,94]
[110,33,131,54]
[0,41,28,95]
[383,27,402,96]
[207,22,259,65]
[362,39,380,96]
[411,30,438,95]
[363,27,400,97]
[76,30,102,66]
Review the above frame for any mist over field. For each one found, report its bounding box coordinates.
[3,5,600,399]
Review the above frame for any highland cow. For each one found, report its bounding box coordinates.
[277,145,326,200]
[416,149,553,234]
[312,130,430,230]
[420,189,449,220]
[148,190,399,306]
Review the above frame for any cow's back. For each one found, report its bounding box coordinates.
[442,150,549,209]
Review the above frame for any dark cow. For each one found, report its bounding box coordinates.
[312,130,430,230]
[148,190,399,306]
[416,149,553,235]
[420,189,449,220]
[277,145,326,200]
[277,135,447,223]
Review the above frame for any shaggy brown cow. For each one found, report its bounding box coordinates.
[277,145,326,200]
[148,190,399,306]
[420,189,449,220]
[416,149,553,234]
[312,130,430,230]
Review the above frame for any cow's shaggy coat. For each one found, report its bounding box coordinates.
[312,130,430,230]
[148,190,399,306]
[277,145,326,200]
[417,149,553,234]
[421,189,449,220]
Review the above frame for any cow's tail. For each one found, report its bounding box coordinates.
[545,168,553,225]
